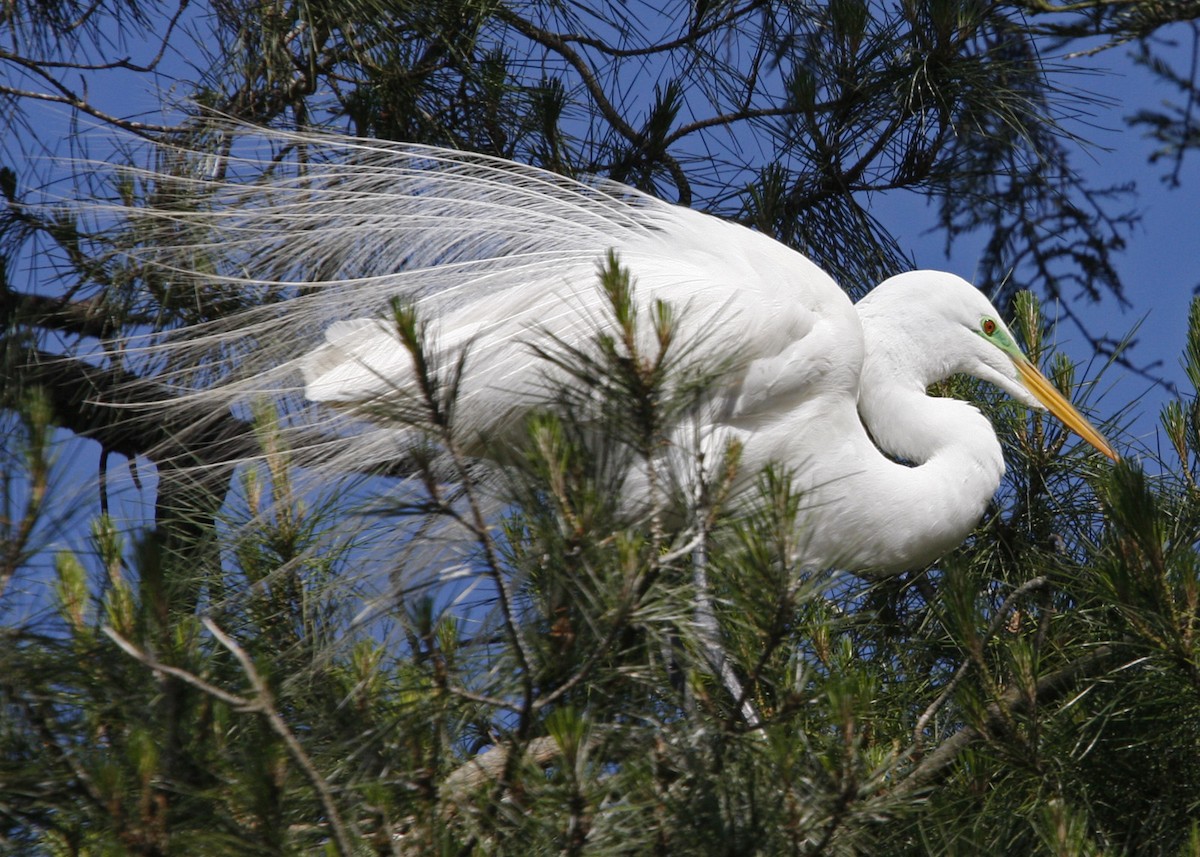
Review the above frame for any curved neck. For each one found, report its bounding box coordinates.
[761,348,1005,574]
[829,363,1004,573]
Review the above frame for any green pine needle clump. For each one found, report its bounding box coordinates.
[5,269,1200,855]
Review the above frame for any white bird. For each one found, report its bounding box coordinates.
[126,129,1117,575]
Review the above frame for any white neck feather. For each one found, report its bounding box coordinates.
[774,336,1006,575]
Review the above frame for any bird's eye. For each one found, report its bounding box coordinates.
[981,318,998,336]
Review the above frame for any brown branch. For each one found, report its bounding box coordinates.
[898,645,1120,796]
[104,622,358,857]
[441,736,564,798]
[6,349,251,464]
[0,83,181,137]
[493,7,692,203]
[202,618,356,856]
[103,626,250,709]
[912,576,1052,752]
[0,0,188,74]
[5,346,361,470]
[1014,0,1139,12]
[445,685,522,713]
[545,0,769,59]
[0,288,123,340]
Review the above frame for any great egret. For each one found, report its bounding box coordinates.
[122,129,1117,575]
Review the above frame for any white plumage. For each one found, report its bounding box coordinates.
[120,128,1116,574]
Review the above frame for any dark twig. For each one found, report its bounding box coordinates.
[912,576,1051,752]
[104,622,358,856]
[899,645,1120,795]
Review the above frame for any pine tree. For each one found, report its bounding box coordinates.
[4,1,1200,853]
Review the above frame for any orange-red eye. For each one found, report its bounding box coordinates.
[982,318,997,336]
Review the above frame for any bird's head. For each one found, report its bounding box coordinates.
[861,271,1119,461]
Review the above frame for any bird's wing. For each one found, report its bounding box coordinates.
[300,201,864,423]
[121,130,863,463]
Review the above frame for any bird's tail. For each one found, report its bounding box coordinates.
[77,126,677,478]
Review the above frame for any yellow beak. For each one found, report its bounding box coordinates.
[1014,357,1118,461]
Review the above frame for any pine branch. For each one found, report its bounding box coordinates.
[899,644,1120,795]
[0,287,122,341]
[912,575,1052,752]
[104,622,357,857]
[6,348,251,464]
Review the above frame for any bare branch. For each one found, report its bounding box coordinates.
[102,626,251,709]
[899,645,1120,795]
[912,576,1052,750]
[106,619,358,855]
[441,736,564,798]
[202,620,358,856]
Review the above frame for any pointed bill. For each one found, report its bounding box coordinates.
[1013,357,1118,461]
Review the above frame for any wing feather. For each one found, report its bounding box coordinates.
[116,129,864,471]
